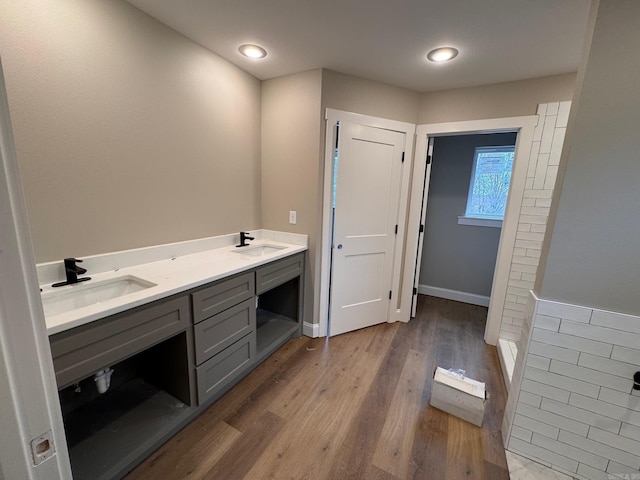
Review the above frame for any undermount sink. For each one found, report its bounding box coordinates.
[233,244,286,257]
[41,275,157,317]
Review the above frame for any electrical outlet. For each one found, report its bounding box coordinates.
[289,210,297,224]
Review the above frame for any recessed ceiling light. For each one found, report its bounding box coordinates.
[427,47,459,63]
[238,44,267,59]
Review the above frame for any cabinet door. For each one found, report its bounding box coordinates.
[256,253,304,295]
[194,298,255,365]
[50,295,190,389]
[191,272,254,323]
[196,332,255,404]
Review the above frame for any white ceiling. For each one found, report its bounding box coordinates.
[127,0,591,93]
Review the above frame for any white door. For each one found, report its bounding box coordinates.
[329,122,405,336]
[411,137,434,317]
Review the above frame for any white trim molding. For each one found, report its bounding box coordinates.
[418,284,490,307]
[457,216,503,228]
[302,321,319,338]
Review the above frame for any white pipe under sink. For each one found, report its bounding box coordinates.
[94,368,113,394]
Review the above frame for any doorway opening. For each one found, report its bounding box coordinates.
[407,116,538,347]
[416,132,518,313]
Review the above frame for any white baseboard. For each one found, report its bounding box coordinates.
[303,321,319,338]
[418,284,490,307]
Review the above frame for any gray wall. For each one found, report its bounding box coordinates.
[322,69,420,124]
[418,73,575,124]
[420,133,517,297]
[538,0,640,316]
[261,69,323,327]
[264,69,576,325]
[0,0,262,263]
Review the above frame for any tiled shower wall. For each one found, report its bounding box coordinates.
[504,294,640,480]
[498,101,571,345]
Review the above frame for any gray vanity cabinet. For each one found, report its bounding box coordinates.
[255,253,304,363]
[190,254,304,405]
[50,294,191,390]
[194,298,256,365]
[195,330,255,403]
[52,251,304,480]
[256,253,303,294]
[191,272,254,323]
[191,273,257,404]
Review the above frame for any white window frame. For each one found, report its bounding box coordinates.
[458,145,515,228]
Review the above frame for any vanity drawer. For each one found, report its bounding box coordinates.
[194,298,255,365]
[196,332,255,404]
[256,253,304,295]
[50,295,190,389]
[191,272,254,324]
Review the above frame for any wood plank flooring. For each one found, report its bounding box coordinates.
[125,295,509,480]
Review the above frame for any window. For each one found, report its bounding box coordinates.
[460,145,515,227]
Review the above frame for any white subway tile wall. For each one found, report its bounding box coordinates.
[499,102,571,344]
[506,296,640,479]
[502,291,537,444]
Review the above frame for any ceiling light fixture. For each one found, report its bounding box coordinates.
[427,47,459,63]
[238,44,267,59]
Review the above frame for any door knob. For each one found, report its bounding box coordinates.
[337,244,343,249]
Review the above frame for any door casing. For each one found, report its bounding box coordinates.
[409,116,537,345]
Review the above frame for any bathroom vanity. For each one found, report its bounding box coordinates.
[42,232,306,480]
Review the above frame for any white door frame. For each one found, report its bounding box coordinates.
[408,116,537,345]
[318,109,415,337]
[0,58,72,479]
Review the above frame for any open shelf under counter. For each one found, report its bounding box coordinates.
[256,308,299,362]
[65,378,195,480]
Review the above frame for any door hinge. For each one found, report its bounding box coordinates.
[401,152,405,163]
[426,154,432,165]
[389,290,392,300]
[419,224,424,233]
[413,287,418,295]
[395,224,398,235]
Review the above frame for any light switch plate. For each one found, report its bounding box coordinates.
[289,210,297,224]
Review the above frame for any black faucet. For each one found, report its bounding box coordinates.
[52,258,91,287]
[236,231,255,248]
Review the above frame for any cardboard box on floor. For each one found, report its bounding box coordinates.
[429,367,486,427]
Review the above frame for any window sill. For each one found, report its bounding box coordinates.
[457,216,503,228]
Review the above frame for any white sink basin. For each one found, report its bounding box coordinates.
[41,275,157,317]
[233,244,286,257]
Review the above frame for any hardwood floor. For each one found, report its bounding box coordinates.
[125,295,510,480]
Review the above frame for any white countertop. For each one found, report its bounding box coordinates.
[39,230,307,336]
